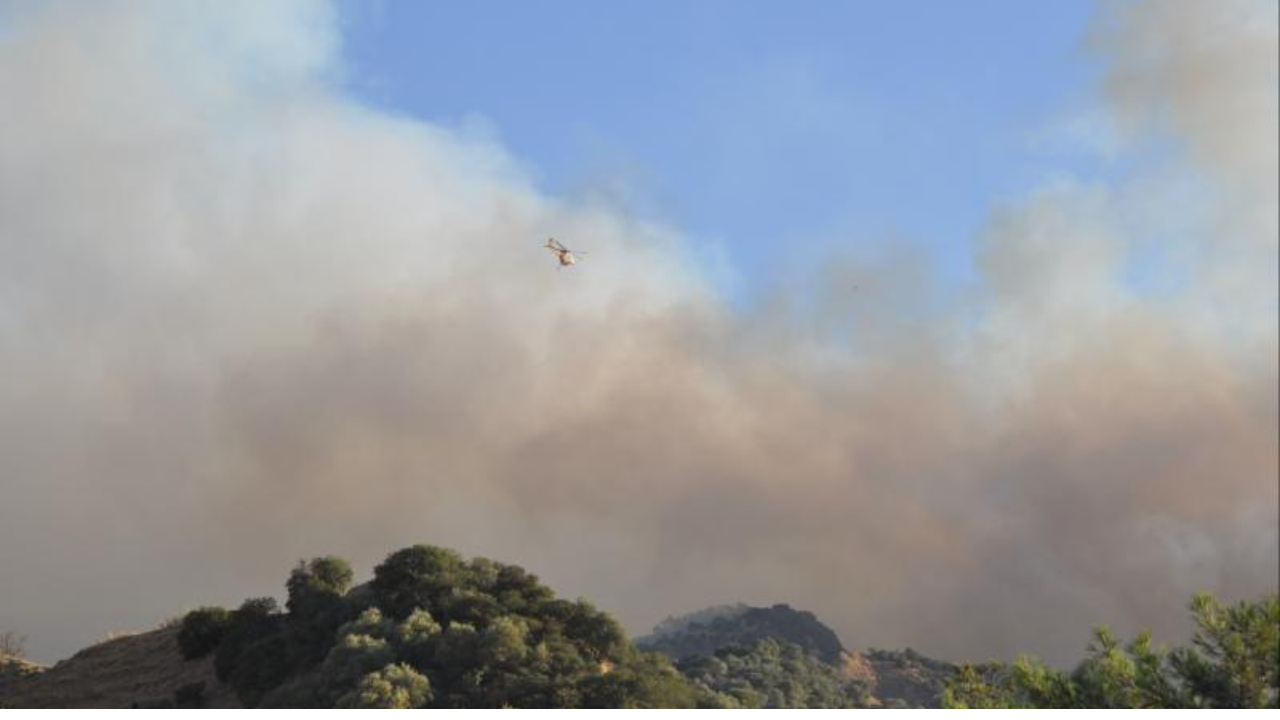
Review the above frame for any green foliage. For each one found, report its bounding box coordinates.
[943,592,1280,709]
[226,631,293,707]
[281,556,359,675]
[942,663,1021,709]
[177,606,232,660]
[286,556,353,617]
[1170,592,1280,708]
[370,545,468,620]
[213,597,281,681]
[166,548,1279,711]
[207,543,706,708]
[321,632,396,688]
[640,604,845,665]
[578,651,700,708]
[337,663,433,708]
[396,607,442,646]
[337,607,395,642]
[212,597,287,706]
[1065,626,1188,708]
[678,638,865,708]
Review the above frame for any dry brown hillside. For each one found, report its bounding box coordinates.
[0,625,240,708]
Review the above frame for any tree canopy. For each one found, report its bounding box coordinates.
[943,593,1279,709]
[181,544,700,708]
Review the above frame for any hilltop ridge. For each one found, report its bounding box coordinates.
[637,602,954,707]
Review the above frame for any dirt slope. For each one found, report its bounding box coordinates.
[0,625,239,708]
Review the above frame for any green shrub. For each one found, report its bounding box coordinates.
[286,556,353,617]
[371,545,467,620]
[228,632,293,707]
[337,663,432,708]
[322,632,396,688]
[177,607,232,659]
[214,597,283,688]
[578,651,699,709]
[943,593,1280,709]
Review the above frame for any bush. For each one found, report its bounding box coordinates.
[337,663,432,708]
[284,559,362,675]
[286,556,353,617]
[177,607,232,659]
[371,545,467,620]
[578,651,700,709]
[214,597,283,687]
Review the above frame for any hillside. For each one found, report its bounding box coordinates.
[859,648,958,708]
[0,554,956,709]
[0,625,239,708]
[637,603,956,708]
[644,603,750,639]
[1,548,956,709]
[0,546,716,709]
[638,603,846,664]
[0,575,954,708]
[9,545,1266,708]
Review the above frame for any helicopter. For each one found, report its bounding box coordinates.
[544,237,586,267]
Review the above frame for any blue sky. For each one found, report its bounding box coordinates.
[336,0,1109,300]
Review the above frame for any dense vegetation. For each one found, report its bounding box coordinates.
[638,603,846,664]
[179,546,702,708]
[639,603,954,707]
[175,543,1277,708]
[861,648,958,707]
[679,638,870,708]
[944,593,1280,709]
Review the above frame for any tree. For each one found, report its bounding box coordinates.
[286,556,353,617]
[943,593,1280,709]
[214,596,282,683]
[1066,627,1187,708]
[213,596,287,705]
[942,663,1021,709]
[177,606,232,659]
[371,545,467,620]
[1170,593,1280,708]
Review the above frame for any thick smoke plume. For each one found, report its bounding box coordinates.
[1,0,1275,664]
